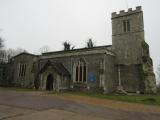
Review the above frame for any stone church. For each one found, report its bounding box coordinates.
[0,6,157,93]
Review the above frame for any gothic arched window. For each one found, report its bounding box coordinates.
[75,59,87,83]
[18,63,27,77]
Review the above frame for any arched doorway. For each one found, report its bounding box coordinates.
[46,74,54,90]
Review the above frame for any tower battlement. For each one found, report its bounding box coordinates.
[112,6,142,18]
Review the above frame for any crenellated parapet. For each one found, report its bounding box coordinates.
[112,6,142,18]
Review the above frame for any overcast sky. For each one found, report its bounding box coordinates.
[0,0,160,80]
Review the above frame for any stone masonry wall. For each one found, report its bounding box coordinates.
[112,6,144,65]
[38,52,116,92]
[10,53,37,88]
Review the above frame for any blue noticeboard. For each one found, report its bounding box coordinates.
[88,73,96,82]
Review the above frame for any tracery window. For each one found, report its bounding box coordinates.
[19,63,27,77]
[75,59,87,83]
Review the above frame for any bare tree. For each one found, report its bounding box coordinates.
[39,45,50,54]
[6,48,17,60]
[0,37,26,63]
[0,37,4,50]
[0,50,7,63]
[15,48,27,54]
[5,48,26,62]
[0,37,5,63]
[7,48,26,57]
[86,38,95,48]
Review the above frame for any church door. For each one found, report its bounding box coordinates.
[46,74,54,90]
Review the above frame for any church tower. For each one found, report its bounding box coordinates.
[112,6,156,93]
[112,6,144,64]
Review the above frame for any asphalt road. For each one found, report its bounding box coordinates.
[0,89,160,120]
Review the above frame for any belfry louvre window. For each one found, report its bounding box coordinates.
[19,63,27,77]
[75,59,87,83]
[123,20,130,32]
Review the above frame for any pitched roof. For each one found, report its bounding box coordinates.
[42,45,113,56]
[12,52,37,59]
[39,60,70,76]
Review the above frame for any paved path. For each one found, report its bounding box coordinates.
[0,89,160,120]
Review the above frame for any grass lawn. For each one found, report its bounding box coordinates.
[66,91,160,106]
[1,87,160,106]
[0,86,37,92]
